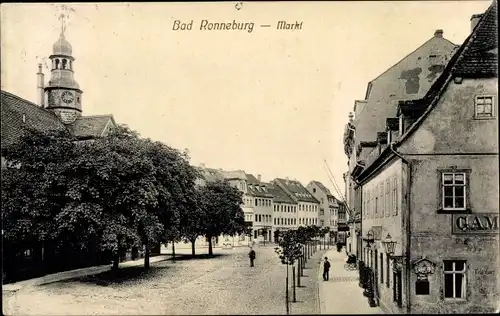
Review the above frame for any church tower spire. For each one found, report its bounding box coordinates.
[45,13,83,124]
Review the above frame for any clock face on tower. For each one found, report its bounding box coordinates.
[61,91,74,104]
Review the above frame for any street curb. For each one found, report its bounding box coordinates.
[2,255,170,292]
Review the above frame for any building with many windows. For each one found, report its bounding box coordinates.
[273,178,320,227]
[343,24,460,264]
[306,181,340,241]
[353,3,498,313]
[268,182,298,242]
[246,174,274,243]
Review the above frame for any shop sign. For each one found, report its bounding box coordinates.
[452,213,499,234]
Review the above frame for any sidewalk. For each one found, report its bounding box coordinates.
[2,255,170,292]
[318,249,383,314]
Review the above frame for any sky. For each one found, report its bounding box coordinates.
[1,1,492,200]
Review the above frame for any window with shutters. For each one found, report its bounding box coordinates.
[392,178,398,216]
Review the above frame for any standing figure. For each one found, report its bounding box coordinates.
[249,247,256,267]
[323,257,331,281]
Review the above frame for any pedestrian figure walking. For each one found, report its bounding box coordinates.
[249,247,256,267]
[323,257,331,281]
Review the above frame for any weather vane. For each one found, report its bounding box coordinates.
[59,13,67,35]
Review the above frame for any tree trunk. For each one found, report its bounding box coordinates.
[292,264,296,302]
[208,236,213,256]
[297,259,301,287]
[191,239,196,256]
[144,244,150,270]
[286,264,290,315]
[112,252,119,270]
[172,241,176,261]
[300,256,304,276]
[303,245,307,264]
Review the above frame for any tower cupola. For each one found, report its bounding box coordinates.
[45,14,83,124]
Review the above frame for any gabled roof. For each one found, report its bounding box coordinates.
[396,1,498,146]
[1,90,66,149]
[454,2,497,77]
[310,181,334,198]
[364,32,457,98]
[273,178,319,203]
[267,182,296,204]
[246,173,273,198]
[69,114,116,138]
[355,1,498,184]
[223,170,247,180]
[1,90,117,148]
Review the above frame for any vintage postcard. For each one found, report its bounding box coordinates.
[1,1,498,315]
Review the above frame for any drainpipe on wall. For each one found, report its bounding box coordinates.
[389,143,411,314]
[350,175,362,262]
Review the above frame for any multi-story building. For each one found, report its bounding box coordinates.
[306,181,340,241]
[336,201,349,245]
[222,169,255,234]
[268,182,298,242]
[245,174,274,243]
[1,25,118,282]
[353,4,498,313]
[273,178,320,227]
[343,26,460,262]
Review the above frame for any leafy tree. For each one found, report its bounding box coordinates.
[198,180,245,256]
[275,230,302,304]
[179,186,205,256]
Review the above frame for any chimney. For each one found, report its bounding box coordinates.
[470,14,483,33]
[37,64,45,107]
[434,29,443,38]
[257,174,262,182]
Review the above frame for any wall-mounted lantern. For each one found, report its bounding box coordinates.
[381,233,397,257]
[363,230,375,248]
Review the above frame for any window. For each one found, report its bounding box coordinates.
[441,172,467,210]
[380,253,384,283]
[475,96,494,118]
[385,180,390,217]
[444,260,467,299]
[392,178,398,216]
[380,183,385,218]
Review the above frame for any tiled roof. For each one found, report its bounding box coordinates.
[274,178,319,203]
[1,90,67,149]
[68,115,115,138]
[454,2,498,77]
[357,2,498,184]
[1,90,116,149]
[397,1,498,143]
[222,170,247,180]
[267,182,296,204]
[246,174,260,183]
[246,173,273,198]
[202,168,225,182]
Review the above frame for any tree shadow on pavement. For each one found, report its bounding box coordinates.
[50,266,170,287]
[168,253,227,261]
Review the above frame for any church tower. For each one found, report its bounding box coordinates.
[45,17,83,124]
